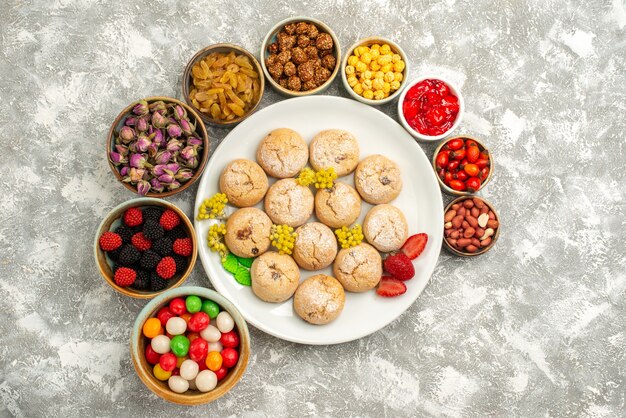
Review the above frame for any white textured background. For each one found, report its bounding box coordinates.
[1,0,625,416]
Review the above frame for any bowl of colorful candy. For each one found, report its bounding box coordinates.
[94,197,197,298]
[131,286,250,405]
[341,36,409,105]
[107,96,209,197]
[397,76,464,142]
[432,136,493,195]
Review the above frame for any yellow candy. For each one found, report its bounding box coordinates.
[355,61,368,73]
[353,83,364,95]
[375,71,385,79]
[370,49,380,59]
[347,75,358,87]
[380,44,391,54]
[383,82,391,93]
[362,79,373,90]
[383,91,390,98]
[345,65,355,75]
[372,78,384,91]
[374,90,385,100]
[363,70,373,80]
[153,364,172,381]
[348,55,359,66]
[370,62,381,71]
[370,44,381,50]
[363,90,374,100]
[390,80,401,90]
[384,71,395,82]
[394,72,403,82]
[393,61,405,72]
[392,54,402,63]
[360,52,372,65]
[380,64,392,73]
[378,55,392,65]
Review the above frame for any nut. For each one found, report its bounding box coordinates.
[463,200,474,208]
[477,213,489,228]
[444,210,456,222]
[464,227,475,238]
[316,33,333,50]
[451,215,464,229]
[466,216,478,228]
[465,245,478,253]
[487,219,499,229]
[480,228,494,241]
[444,222,452,229]
[480,237,492,247]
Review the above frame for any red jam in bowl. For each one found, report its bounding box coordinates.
[402,79,459,136]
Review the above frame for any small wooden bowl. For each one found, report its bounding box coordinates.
[106,96,209,198]
[131,286,250,405]
[94,198,197,298]
[260,16,341,97]
[182,43,265,127]
[443,196,500,257]
[340,36,409,106]
[432,135,494,196]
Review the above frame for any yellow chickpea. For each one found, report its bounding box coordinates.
[360,52,372,65]
[374,90,385,100]
[345,65,355,75]
[363,89,374,100]
[363,70,373,80]
[390,80,401,91]
[382,82,391,93]
[370,62,381,71]
[355,61,368,73]
[370,44,381,50]
[392,54,402,63]
[370,49,380,59]
[393,61,405,72]
[377,55,391,66]
[380,44,391,54]
[372,78,384,91]
[359,46,370,56]
[381,63,393,73]
[394,72,403,82]
[362,79,373,90]
[347,75,358,87]
[353,83,364,95]
[384,91,390,98]
[375,71,385,79]
[348,55,359,66]
[384,71,395,82]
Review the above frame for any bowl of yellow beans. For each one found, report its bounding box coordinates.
[341,37,409,106]
[183,44,265,127]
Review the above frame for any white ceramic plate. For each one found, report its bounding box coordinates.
[194,96,443,345]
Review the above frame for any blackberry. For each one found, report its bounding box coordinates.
[118,244,141,266]
[142,207,164,222]
[166,226,188,241]
[140,250,161,270]
[115,225,135,244]
[153,237,173,256]
[108,247,122,262]
[150,271,168,291]
[172,255,188,274]
[132,270,150,290]
[143,220,164,240]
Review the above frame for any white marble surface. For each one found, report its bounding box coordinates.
[1,0,625,416]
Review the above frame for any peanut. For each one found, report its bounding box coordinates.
[462,220,470,229]
[481,205,489,214]
[444,221,452,229]
[457,207,466,217]
[464,227,475,238]
[471,237,481,247]
[487,219,499,229]
[451,215,464,229]
[450,230,460,239]
[477,213,489,228]
[444,210,457,222]
[465,244,478,253]
[473,197,484,209]
[471,207,480,218]
[480,228,494,241]
[466,216,478,228]
[445,229,452,237]
[480,237,492,247]
[488,210,495,219]
[474,227,485,238]
[456,238,471,247]
[452,203,460,210]
[448,238,457,247]
[463,199,474,208]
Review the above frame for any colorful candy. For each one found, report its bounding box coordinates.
[216,312,234,333]
[179,359,199,380]
[170,335,190,357]
[143,318,162,338]
[201,300,220,319]
[188,312,210,332]
[185,295,202,313]
[165,317,187,335]
[195,370,218,392]
[168,375,189,393]
[151,335,171,354]
[205,351,223,372]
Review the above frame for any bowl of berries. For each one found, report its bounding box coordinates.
[432,136,493,195]
[131,287,250,405]
[94,198,197,298]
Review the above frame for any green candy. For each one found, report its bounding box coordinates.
[170,335,190,357]
[186,295,202,313]
[201,300,220,319]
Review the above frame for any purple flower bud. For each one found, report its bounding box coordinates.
[186,156,199,169]
[130,153,148,169]
[180,145,197,160]
[174,105,187,120]
[180,119,193,135]
[167,124,182,138]
[125,117,136,126]
[115,144,129,156]
[120,166,129,177]
[130,168,145,183]
[165,163,180,173]
[152,111,167,128]
[152,164,166,176]
[167,138,183,152]
[148,125,154,135]
[175,169,193,181]
[155,150,172,165]
[169,180,181,190]
[150,178,164,192]
[149,101,167,112]
[133,100,149,116]
[147,142,159,157]
[187,137,203,147]
[109,151,126,165]
[136,134,152,152]
[158,173,174,184]
[137,180,151,196]
[152,129,165,146]
[136,117,148,133]
[119,126,135,143]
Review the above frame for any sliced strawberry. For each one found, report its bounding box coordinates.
[376,276,407,297]
[383,253,415,281]
[401,233,428,260]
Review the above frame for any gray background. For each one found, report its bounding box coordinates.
[1,0,624,416]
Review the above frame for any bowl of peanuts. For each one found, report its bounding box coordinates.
[341,37,409,106]
[260,17,341,97]
[183,44,265,127]
[443,196,500,256]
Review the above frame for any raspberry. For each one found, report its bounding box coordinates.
[124,207,143,227]
[118,244,141,266]
[172,255,188,274]
[150,272,168,291]
[159,209,181,231]
[156,256,176,279]
[99,232,122,251]
[140,250,161,270]
[114,225,135,244]
[143,220,164,240]
[153,238,173,256]
[132,270,150,290]
[166,226,188,240]
[142,206,164,222]
[114,267,136,287]
[131,232,152,251]
[173,238,193,257]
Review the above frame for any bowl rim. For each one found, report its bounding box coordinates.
[106,96,210,198]
[93,197,197,299]
[340,36,410,106]
[181,43,266,127]
[259,16,341,97]
[442,196,500,256]
[432,135,494,196]
[130,286,250,405]
[396,75,465,142]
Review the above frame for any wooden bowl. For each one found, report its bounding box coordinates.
[131,286,250,405]
[182,43,265,127]
[106,96,209,198]
[260,16,341,97]
[432,135,494,196]
[340,36,409,106]
[443,196,500,257]
[94,198,197,298]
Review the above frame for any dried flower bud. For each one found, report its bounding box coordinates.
[119,126,135,143]
[158,173,174,184]
[150,178,164,192]
[137,180,151,196]
[153,129,165,146]
[135,134,152,152]
[174,105,187,120]
[147,142,159,157]
[152,111,167,128]
[120,166,129,177]
[180,145,197,160]
[167,138,183,152]
[115,144,129,156]
[187,137,203,147]
[186,156,199,169]
[109,151,126,165]
[125,117,136,126]
[129,167,146,182]
[130,153,150,169]
[149,101,167,112]
[133,100,149,116]
[175,169,193,181]
[136,117,148,133]
[167,124,182,138]
[180,119,193,135]
[165,163,180,173]
[154,150,172,165]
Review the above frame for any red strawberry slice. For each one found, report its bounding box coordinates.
[376,276,407,297]
[401,233,428,260]
[383,252,415,281]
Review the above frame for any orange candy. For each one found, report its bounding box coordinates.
[205,351,223,371]
[176,355,188,368]
[187,332,200,343]
[180,313,192,324]
[143,318,162,338]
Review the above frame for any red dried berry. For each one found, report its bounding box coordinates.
[114,267,136,286]
[156,256,176,279]
[159,210,181,231]
[99,232,122,252]
[131,232,152,251]
[123,207,143,227]
[172,238,193,257]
